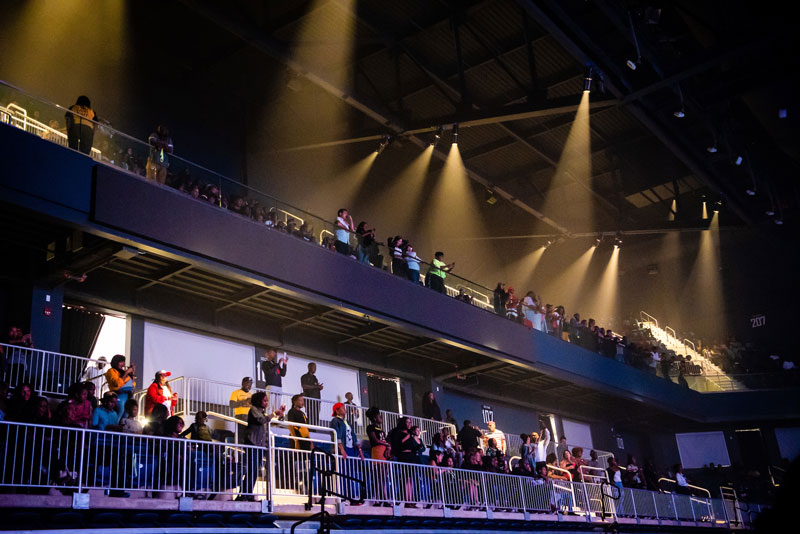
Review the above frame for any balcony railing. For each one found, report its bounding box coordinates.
[0,418,766,526]
[0,79,495,312]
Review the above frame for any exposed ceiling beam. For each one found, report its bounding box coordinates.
[513,0,753,225]
[135,262,192,291]
[435,361,509,381]
[178,0,570,235]
[281,307,335,331]
[215,285,271,313]
[337,322,391,344]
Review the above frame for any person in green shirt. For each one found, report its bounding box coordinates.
[426,251,455,294]
[180,410,213,441]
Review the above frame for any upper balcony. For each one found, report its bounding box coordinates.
[1,80,798,425]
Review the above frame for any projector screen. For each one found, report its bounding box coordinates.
[143,322,255,387]
[775,427,800,462]
[562,419,594,450]
[675,431,731,469]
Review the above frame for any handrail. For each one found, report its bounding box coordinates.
[683,339,696,353]
[658,477,711,499]
[639,311,658,328]
[665,326,676,340]
[579,464,609,482]
[205,410,246,425]
[546,463,573,481]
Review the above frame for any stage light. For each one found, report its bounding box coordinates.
[707,145,718,153]
[584,66,593,92]
[545,239,554,248]
[375,135,390,154]
[452,123,459,144]
[626,59,638,70]
[674,85,685,118]
[435,125,443,140]
[713,200,722,213]
[778,108,787,119]
[765,208,775,216]
[669,198,677,221]
[774,218,784,225]
[673,110,685,118]
[485,189,498,205]
[745,188,756,196]
[594,236,602,247]
[614,233,623,248]
[734,156,743,166]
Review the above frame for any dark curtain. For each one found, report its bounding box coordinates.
[367,375,399,413]
[60,307,105,357]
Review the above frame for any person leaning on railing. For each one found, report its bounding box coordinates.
[425,251,454,294]
[105,355,135,419]
[65,95,97,155]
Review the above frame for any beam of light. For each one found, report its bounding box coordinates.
[505,246,547,291]
[369,145,434,235]
[421,144,492,281]
[252,0,359,212]
[328,150,378,209]
[587,246,620,330]
[683,212,725,341]
[540,91,593,230]
[669,199,677,221]
[542,246,597,312]
[702,201,709,220]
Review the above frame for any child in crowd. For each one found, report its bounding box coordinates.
[180,410,213,441]
[119,399,143,434]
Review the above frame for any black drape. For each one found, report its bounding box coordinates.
[60,307,105,357]
[367,374,399,413]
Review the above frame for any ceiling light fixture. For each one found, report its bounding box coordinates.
[713,200,722,213]
[584,65,594,93]
[452,123,459,145]
[707,145,718,153]
[745,188,756,196]
[734,156,743,166]
[673,84,685,118]
[774,218,784,225]
[375,135,390,154]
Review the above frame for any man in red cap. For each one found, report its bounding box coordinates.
[329,402,364,503]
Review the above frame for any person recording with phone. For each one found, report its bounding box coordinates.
[261,348,288,393]
[105,355,136,418]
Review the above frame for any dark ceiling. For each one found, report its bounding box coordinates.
[174,0,799,235]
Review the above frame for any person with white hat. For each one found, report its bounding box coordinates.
[145,369,177,416]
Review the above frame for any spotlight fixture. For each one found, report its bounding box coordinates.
[375,135,390,154]
[673,110,685,118]
[765,209,775,216]
[745,188,756,196]
[485,189,498,205]
[626,59,638,71]
[434,125,443,140]
[594,236,602,247]
[452,123,459,145]
[584,65,593,93]
[774,218,784,225]
[545,239,554,248]
[706,145,718,154]
[734,156,743,166]
[673,85,685,118]
[713,200,722,213]
[614,232,623,248]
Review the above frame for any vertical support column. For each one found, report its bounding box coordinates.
[128,315,145,375]
[29,284,63,351]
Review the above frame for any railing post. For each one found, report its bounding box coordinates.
[181,440,188,497]
[583,483,592,521]
[653,492,658,520]
[77,429,86,494]
[388,461,397,505]
[479,472,489,512]
[518,477,526,512]
[671,493,679,520]
[630,488,637,519]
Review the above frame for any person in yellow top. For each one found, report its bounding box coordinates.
[426,251,455,294]
[105,354,136,418]
[65,95,97,155]
[230,376,253,443]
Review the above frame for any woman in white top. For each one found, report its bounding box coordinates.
[404,244,422,284]
[523,292,546,331]
[334,209,354,255]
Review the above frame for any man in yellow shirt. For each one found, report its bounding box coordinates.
[230,377,253,443]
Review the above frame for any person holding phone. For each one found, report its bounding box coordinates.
[261,348,288,392]
[105,355,136,418]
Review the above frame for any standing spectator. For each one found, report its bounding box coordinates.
[355,221,375,265]
[388,236,406,278]
[521,291,538,329]
[366,407,391,460]
[239,392,285,501]
[334,209,355,255]
[607,457,624,491]
[556,435,569,463]
[230,377,253,442]
[65,96,97,154]
[484,420,507,456]
[301,362,323,424]
[119,399,143,434]
[331,402,362,459]
[81,356,107,386]
[493,283,508,316]
[410,426,427,464]
[426,252,454,294]
[3,326,33,387]
[444,409,458,428]
[287,394,310,451]
[144,370,178,417]
[625,454,643,488]
[180,411,213,441]
[146,125,173,184]
[458,420,483,452]
[344,391,359,431]
[404,244,422,283]
[532,424,551,471]
[505,287,520,321]
[261,349,287,392]
[421,391,442,421]
[105,355,135,419]
[520,434,535,468]
[91,391,120,430]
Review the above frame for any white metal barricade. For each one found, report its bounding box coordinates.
[0,342,96,398]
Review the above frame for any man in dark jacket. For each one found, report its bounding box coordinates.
[261,348,287,391]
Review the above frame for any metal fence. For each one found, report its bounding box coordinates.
[0,342,101,398]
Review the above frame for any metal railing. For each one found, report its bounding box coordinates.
[0,79,497,314]
[639,311,658,329]
[132,376,187,417]
[0,342,97,398]
[0,420,762,525]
